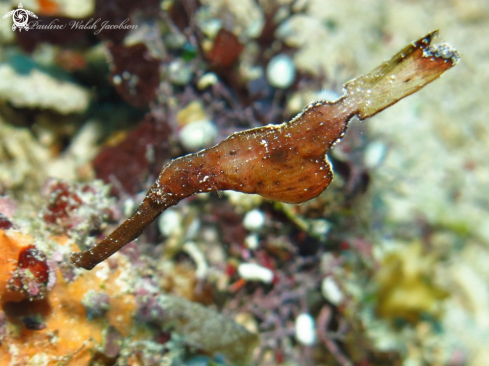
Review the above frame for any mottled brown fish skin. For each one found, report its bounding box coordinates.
[216,100,354,203]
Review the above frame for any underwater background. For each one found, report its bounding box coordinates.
[0,0,487,365]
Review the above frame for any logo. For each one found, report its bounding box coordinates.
[3,3,38,32]
[1,3,137,34]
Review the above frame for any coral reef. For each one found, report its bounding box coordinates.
[0,0,489,365]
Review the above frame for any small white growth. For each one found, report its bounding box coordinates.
[224,191,263,211]
[27,354,50,365]
[199,18,222,39]
[321,276,344,305]
[183,241,208,279]
[243,209,265,231]
[259,139,269,154]
[238,263,274,283]
[158,208,182,237]
[179,120,218,151]
[245,233,260,250]
[364,140,387,168]
[422,42,460,64]
[168,59,193,85]
[123,198,136,217]
[310,219,331,237]
[184,217,201,240]
[112,75,122,85]
[95,261,110,281]
[266,54,296,89]
[316,89,341,102]
[295,313,316,346]
[197,72,218,90]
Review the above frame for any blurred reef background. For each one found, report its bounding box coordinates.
[0,0,488,365]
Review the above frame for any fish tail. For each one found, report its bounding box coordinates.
[344,31,460,120]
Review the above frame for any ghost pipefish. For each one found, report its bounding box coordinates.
[70,31,459,270]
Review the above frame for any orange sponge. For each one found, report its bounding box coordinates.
[0,230,136,365]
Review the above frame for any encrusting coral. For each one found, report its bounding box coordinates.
[0,229,137,365]
[0,177,259,364]
[0,225,259,365]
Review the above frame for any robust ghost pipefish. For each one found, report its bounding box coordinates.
[71,31,459,270]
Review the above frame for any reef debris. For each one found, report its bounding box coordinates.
[0,62,90,115]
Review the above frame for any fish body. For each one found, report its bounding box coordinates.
[71,31,459,270]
